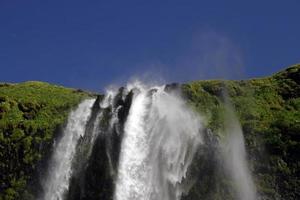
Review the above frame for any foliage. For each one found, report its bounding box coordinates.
[0,64,299,199]
[0,81,92,200]
[182,64,300,200]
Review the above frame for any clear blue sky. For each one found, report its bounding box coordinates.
[0,0,299,91]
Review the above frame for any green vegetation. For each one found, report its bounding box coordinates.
[182,64,300,199]
[0,81,92,200]
[0,64,299,199]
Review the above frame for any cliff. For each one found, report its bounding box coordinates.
[0,64,299,200]
[182,64,300,199]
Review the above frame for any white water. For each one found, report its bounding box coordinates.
[41,99,95,200]
[114,83,203,200]
[39,82,257,200]
[222,108,257,200]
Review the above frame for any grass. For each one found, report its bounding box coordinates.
[0,81,92,200]
[182,64,300,200]
[0,64,299,199]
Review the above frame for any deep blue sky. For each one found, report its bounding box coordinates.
[0,0,299,91]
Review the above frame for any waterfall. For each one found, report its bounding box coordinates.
[41,99,95,200]
[39,82,257,200]
[114,82,203,200]
[221,106,257,200]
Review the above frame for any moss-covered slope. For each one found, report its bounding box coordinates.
[0,64,299,200]
[182,64,300,199]
[0,81,92,200]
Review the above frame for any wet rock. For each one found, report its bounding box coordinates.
[164,83,180,93]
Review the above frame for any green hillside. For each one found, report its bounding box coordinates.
[0,64,299,200]
[0,81,92,200]
[182,64,300,199]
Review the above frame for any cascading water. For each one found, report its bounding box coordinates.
[39,81,257,200]
[221,107,257,200]
[114,83,203,200]
[41,99,95,200]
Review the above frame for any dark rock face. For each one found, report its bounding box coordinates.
[67,90,134,200]
[181,129,229,200]
[67,95,103,200]
[109,89,133,173]
[164,83,180,93]
[68,134,114,200]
